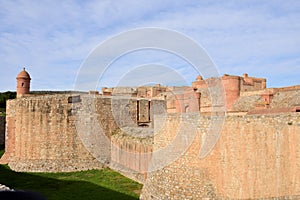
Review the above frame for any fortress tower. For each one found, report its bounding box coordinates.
[16,68,31,98]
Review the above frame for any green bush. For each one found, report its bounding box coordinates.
[0,91,16,109]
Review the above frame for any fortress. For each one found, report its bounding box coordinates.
[0,68,300,199]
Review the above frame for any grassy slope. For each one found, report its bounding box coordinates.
[0,147,142,200]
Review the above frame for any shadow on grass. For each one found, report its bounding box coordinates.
[0,165,138,200]
[0,145,4,157]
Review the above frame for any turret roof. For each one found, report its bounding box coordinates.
[17,68,31,79]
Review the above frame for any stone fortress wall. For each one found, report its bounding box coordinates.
[1,69,300,199]
[1,95,103,172]
[0,94,163,183]
[1,87,299,198]
[140,113,300,199]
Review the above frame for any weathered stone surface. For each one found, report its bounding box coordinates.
[3,93,300,199]
[1,94,154,183]
[1,94,104,172]
[141,113,300,199]
[111,128,153,183]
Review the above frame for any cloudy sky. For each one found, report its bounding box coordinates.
[0,0,299,92]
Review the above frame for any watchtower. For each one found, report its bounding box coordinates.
[16,68,31,98]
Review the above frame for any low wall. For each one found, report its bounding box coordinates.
[141,113,300,199]
[110,128,153,183]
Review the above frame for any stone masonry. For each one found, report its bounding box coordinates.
[1,71,300,199]
[0,94,104,172]
[0,94,158,183]
[140,113,300,199]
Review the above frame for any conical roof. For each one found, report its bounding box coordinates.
[17,68,31,79]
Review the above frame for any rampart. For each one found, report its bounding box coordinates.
[1,94,104,172]
[0,94,158,183]
[1,71,300,199]
[141,113,300,199]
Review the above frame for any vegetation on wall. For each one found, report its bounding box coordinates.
[0,91,16,113]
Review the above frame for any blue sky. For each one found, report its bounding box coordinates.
[0,0,299,92]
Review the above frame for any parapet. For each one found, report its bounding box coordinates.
[221,74,241,80]
[241,73,266,91]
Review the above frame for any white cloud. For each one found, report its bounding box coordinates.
[0,0,299,91]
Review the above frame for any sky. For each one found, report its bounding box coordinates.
[0,0,299,92]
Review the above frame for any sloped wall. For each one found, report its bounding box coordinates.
[1,95,103,171]
[141,113,300,199]
[1,94,153,183]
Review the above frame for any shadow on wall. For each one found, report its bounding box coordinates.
[0,116,5,146]
[0,165,139,200]
[0,145,4,158]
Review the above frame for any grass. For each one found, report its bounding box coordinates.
[0,146,142,200]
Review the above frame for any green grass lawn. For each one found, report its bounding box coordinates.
[0,147,142,200]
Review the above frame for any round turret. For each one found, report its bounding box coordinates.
[196,75,203,81]
[16,68,31,98]
[222,75,240,109]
